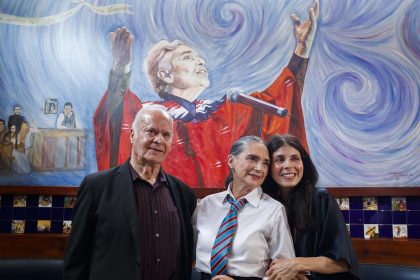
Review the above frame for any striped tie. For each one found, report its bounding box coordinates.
[210,194,247,276]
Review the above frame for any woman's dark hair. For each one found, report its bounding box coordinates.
[225,135,265,188]
[262,134,318,233]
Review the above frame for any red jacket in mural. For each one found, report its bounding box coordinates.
[94,54,308,188]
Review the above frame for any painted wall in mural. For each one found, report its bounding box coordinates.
[0,0,418,187]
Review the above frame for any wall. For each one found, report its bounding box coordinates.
[0,186,419,266]
[2,188,419,239]
[0,0,419,188]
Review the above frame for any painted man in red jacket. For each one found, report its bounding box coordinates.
[94,1,319,187]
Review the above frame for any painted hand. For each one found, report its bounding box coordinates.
[109,27,133,73]
[291,0,319,58]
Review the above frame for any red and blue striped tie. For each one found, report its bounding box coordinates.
[210,194,247,276]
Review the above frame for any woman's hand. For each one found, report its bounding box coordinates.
[212,276,235,280]
[266,258,302,280]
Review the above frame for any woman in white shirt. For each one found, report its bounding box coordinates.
[193,135,295,280]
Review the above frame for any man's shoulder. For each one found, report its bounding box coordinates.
[83,164,123,185]
[166,173,197,196]
[165,173,191,189]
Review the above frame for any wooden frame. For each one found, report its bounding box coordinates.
[0,186,78,196]
[326,186,420,197]
[1,185,419,196]
[0,235,419,266]
[0,186,419,265]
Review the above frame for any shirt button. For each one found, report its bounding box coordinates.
[154,210,158,214]
[155,233,159,237]
[156,258,160,262]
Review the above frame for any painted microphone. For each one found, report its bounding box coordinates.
[227,88,288,117]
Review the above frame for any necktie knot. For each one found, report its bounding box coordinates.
[227,194,247,212]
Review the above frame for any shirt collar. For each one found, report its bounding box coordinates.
[225,183,262,208]
[164,93,196,113]
[129,163,168,185]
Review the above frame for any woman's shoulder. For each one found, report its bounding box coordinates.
[261,192,286,210]
[312,187,342,215]
[199,190,227,204]
[312,187,332,201]
[196,191,227,214]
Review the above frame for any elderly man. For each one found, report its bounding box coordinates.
[94,1,319,188]
[64,106,197,280]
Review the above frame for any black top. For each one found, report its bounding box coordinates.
[294,188,361,280]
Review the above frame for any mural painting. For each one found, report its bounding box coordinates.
[0,0,418,187]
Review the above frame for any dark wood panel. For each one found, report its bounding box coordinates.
[0,234,419,266]
[0,186,78,196]
[193,188,224,198]
[193,187,420,198]
[0,234,67,259]
[1,186,419,197]
[326,187,420,197]
[352,238,420,266]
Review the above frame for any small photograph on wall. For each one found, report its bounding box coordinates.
[336,197,349,210]
[44,98,58,114]
[393,224,408,239]
[63,220,72,234]
[12,220,25,234]
[363,197,378,210]
[39,195,52,207]
[64,196,76,208]
[13,195,27,207]
[392,197,407,211]
[37,220,51,232]
[364,224,379,239]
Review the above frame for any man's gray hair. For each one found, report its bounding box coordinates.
[131,105,173,136]
[145,40,184,98]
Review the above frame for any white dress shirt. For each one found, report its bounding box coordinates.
[193,185,295,278]
[56,112,83,129]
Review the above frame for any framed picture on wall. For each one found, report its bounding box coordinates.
[44,98,58,114]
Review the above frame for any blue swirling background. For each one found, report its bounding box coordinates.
[0,0,418,187]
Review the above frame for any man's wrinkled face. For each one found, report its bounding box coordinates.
[131,111,173,165]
